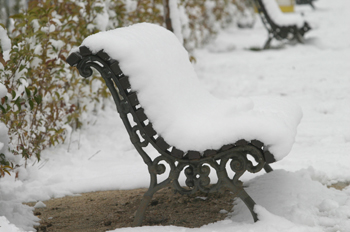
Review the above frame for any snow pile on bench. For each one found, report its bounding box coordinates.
[262,0,305,28]
[81,23,302,161]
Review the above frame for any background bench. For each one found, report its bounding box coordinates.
[254,0,312,49]
[66,23,302,226]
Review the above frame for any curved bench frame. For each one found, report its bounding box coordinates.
[254,0,311,49]
[67,46,274,226]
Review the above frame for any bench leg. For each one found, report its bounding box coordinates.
[263,36,273,49]
[295,32,305,44]
[238,188,259,222]
[263,163,273,173]
[133,192,154,227]
[228,185,258,222]
[237,163,273,221]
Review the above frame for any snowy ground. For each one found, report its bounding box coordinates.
[0,0,349,231]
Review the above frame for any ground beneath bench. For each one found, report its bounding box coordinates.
[27,187,237,232]
[26,182,348,232]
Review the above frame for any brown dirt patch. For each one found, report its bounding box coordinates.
[26,182,349,232]
[328,181,350,190]
[27,187,236,232]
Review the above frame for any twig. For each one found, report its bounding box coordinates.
[38,159,49,170]
[88,150,101,160]
[77,129,81,150]
[67,128,73,153]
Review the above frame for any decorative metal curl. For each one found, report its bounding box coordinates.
[183,164,211,189]
[77,56,104,78]
[230,155,246,173]
[150,156,173,176]
[184,166,195,187]
[246,153,265,173]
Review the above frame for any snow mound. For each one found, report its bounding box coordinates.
[81,23,302,161]
[230,170,350,231]
[0,217,23,232]
[34,201,46,209]
[0,200,39,231]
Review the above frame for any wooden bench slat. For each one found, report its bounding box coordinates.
[156,137,170,151]
[263,150,276,163]
[251,139,264,148]
[96,50,110,61]
[203,149,217,157]
[235,139,249,146]
[66,52,82,66]
[110,61,123,76]
[220,144,234,151]
[119,76,131,89]
[79,46,92,56]
[186,151,201,160]
[171,147,184,159]
[144,123,157,137]
[136,108,148,122]
[127,92,139,106]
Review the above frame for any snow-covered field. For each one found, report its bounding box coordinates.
[1,0,349,231]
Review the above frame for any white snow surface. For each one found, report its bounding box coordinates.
[82,22,302,160]
[1,0,350,231]
[0,217,23,232]
[0,83,6,99]
[262,0,305,27]
[0,26,11,52]
[33,201,46,209]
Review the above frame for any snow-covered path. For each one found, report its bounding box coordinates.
[0,0,349,231]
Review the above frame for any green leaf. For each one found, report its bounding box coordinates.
[55,91,60,99]
[29,99,34,110]
[10,13,25,20]
[25,87,31,97]
[11,90,16,99]
[34,95,42,104]
[36,152,41,162]
[0,105,6,114]
[15,98,22,111]
[4,169,11,176]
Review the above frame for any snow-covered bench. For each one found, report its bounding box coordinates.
[254,0,312,49]
[66,23,302,226]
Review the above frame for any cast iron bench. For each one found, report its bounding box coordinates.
[254,0,312,49]
[66,23,300,226]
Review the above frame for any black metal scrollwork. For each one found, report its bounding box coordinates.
[131,126,149,147]
[120,100,130,114]
[77,56,102,78]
